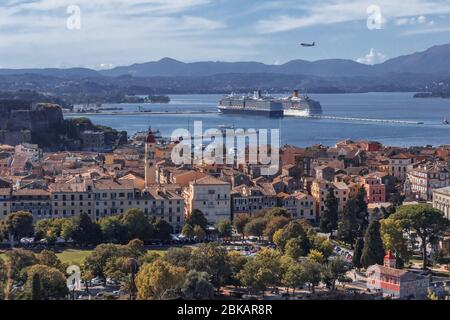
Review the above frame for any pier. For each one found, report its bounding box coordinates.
[288,115,423,125]
[65,110,219,116]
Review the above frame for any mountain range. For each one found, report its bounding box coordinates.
[1,44,450,78]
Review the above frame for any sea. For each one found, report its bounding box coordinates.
[66,92,450,147]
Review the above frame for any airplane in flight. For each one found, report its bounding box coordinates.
[300,42,315,47]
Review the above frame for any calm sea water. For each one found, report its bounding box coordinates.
[67,92,450,147]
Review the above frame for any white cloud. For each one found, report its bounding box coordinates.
[255,0,450,33]
[395,15,435,26]
[357,48,387,65]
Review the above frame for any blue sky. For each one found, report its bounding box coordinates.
[1,0,450,69]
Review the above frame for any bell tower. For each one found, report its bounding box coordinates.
[384,250,396,268]
[144,127,156,189]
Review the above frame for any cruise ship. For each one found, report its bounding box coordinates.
[281,90,323,117]
[218,90,284,117]
[218,90,322,117]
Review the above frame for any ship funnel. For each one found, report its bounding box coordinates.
[293,90,299,98]
[254,90,262,99]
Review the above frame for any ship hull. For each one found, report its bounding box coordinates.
[218,107,284,118]
[283,109,312,117]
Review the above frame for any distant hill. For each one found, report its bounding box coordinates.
[1,44,450,79]
[373,43,450,75]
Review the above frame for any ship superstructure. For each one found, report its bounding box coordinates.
[280,90,323,117]
[218,90,284,117]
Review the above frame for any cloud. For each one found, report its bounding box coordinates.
[401,26,450,35]
[255,0,450,33]
[357,48,387,65]
[395,15,435,26]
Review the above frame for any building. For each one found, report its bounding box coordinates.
[185,176,231,224]
[366,251,430,299]
[406,162,450,201]
[1,178,185,233]
[231,185,277,217]
[388,154,415,180]
[362,174,386,203]
[278,192,316,221]
[311,180,349,217]
[432,187,450,220]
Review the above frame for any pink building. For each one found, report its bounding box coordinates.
[363,174,386,203]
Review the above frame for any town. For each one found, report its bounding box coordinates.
[1,113,450,301]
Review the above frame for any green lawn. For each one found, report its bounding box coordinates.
[1,248,167,266]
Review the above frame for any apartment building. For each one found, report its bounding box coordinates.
[406,162,450,201]
[278,192,316,222]
[432,187,450,220]
[231,185,277,217]
[311,180,349,217]
[362,173,386,203]
[185,176,231,224]
[389,153,415,180]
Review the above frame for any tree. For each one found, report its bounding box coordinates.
[238,248,283,294]
[135,260,186,300]
[381,218,410,268]
[307,249,326,264]
[185,209,208,231]
[263,216,290,242]
[321,257,350,290]
[182,224,194,239]
[216,219,233,239]
[390,204,450,269]
[361,221,385,268]
[5,249,37,283]
[282,261,304,294]
[98,215,128,243]
[244,217,267,240]
[164,247,192,268]
[25,265,68,300]
[273,221,310,254]
[300,259,322,293]
[193,225,206,241]
[127,239,146,257]
[188,243,232,291]
[31,273,42,300]
[227,251,248,287]
[352,238,364,269]
[181,270,214,300]
[320,188,339,234]
[264,207,290,218]
[152,218,173,241]
[69,212,102,246]
[121,209,153,242]
[84,243,134,280]
[337,188,369,247]
[3,211,34,242]
[285,238,305,260]
[0,258,7,300]
[311,235,334,260]
[37,250,64,272]
[233,214,250,241]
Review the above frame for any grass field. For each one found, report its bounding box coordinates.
[1,248,167,266]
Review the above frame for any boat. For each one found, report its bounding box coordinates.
[444,117,449,125]
[218,90,284,117]
[281,90,323,117]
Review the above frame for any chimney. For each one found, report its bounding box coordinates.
[293,90,299,98]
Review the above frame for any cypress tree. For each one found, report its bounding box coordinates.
[352,238,364,269]
[320,188,339,234]
[360,221,385,268]
[31,273,42,300]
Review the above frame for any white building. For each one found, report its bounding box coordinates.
[185,176,231,224]
[433,186,450,220]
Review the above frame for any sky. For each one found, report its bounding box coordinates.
[1,0,450,69]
